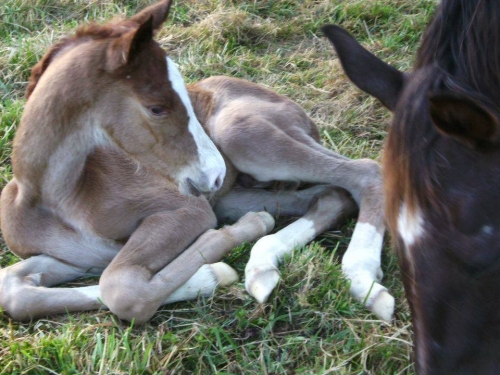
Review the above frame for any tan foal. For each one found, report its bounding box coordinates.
[0,0,392,324]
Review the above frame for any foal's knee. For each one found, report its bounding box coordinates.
[356,159,382,185]
[1,292,29,321]
[0,271,35,321]
[350,159,383,204]
[99,269,157,325]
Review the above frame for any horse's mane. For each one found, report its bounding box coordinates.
[385,0,500,229]
[416,0,500,97]
[26,19,139,99]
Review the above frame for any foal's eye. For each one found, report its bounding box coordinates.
[148,105,168,116]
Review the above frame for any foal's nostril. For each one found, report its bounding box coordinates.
[214,174,224,191]
[186,178,202,197]
[186,168,225,197]
[205,166,225,193]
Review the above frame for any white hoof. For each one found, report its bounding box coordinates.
[246,211,276,233]
[245,265,280,303]
[209,262,239,287]
[370,289,395,322]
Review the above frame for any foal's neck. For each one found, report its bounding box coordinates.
[12,94,108,206]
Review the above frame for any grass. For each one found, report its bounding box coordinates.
[0,0,437,374]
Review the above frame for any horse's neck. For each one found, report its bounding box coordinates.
[12,105,109,206]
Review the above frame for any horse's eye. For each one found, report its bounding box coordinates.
[148,105,168,116]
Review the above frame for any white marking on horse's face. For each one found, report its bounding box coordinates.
[398,203,424,249]
[481,225,494,235]
[166,57,226,195]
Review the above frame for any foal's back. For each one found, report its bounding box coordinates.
[191,76,321,143]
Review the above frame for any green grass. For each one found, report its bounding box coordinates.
[0,0,437,374]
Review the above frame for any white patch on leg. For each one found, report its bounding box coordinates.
[166,57,226,194]
[371,290,395,323]
[245,218,316,303]
[342,222,384,279]
[77,285,103,302]
[342,222,394,321]
[163,262,238,305]
[208,262,239,287]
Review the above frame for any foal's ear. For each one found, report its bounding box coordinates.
[106,16,154,71]
[131,0,173,31]
[321,24,405,111]
[429,91,500,146]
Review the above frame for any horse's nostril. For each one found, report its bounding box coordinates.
[214,174,224,191]
[186,178,202,197]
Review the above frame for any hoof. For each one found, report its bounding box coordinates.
[241,211,275,234]
[245,265,280,303]
[370,289,395,323]
[209,262,239,287]
[254,211,276,233]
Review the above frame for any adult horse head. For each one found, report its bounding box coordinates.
[323,0,500,373]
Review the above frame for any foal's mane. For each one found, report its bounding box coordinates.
[385,0,500,229]
[26,19,140,99]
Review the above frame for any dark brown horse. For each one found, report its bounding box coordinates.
[323,0,500,373]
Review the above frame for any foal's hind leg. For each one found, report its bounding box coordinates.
[218,121,394,321]
[0,255,104,321]
[213,184,332,222]
[213,185,358,303]
[241,187,357,302]
[0,254,244,320]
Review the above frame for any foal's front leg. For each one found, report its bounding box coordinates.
[99,206,274,324]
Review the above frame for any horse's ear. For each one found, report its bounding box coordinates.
[429,91,500,146]
[130,0,172,31]
[106,16,154,71]
[321,24,405,111]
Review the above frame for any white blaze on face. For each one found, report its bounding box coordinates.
[166,57,226,195]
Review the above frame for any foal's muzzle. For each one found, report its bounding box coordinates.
[186,166,226,197]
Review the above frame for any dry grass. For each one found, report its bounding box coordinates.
[0,0,438,374]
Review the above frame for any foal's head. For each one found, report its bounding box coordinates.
[25,0,225,196]
[323,0,500,373]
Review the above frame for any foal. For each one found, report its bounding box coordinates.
[0,0,390,324]
[324,0,500,373]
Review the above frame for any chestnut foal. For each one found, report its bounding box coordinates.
[324,0,500,373]
[0,0,390,324]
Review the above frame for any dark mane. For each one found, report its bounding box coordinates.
[26,19,140,99]
[417,0,500,96]
[385,0,500,226]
